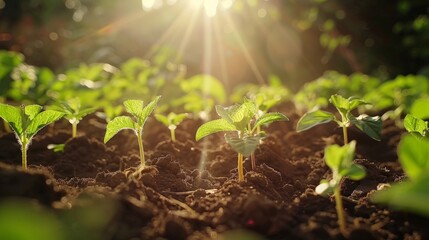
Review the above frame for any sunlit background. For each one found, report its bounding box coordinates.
[0,0,428,89]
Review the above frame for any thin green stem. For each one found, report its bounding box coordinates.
[170,128,176,142]
[137,129,145,167]
[237,153,244,182]
[342,126,348,145]
[334,185,347,234]
[21,139,28,170]
[72,123,77,138]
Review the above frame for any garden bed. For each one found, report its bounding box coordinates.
[0,102,427,240]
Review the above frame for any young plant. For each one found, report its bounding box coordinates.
[371,135,429,217]
[0,103,64,170]
[54,98,96,138]
[315,141,366,234]
[196,100,288,182]
[104,96,161,168]
[403,114,428,138]
[155,112,188,142]
[297,94,382,145]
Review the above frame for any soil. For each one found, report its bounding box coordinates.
[0,102,428,240]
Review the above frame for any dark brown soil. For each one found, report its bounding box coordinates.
[0,102,428,240]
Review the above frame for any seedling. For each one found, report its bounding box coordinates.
[53,98,96,138]
[0,103,64,170]
[196,100,288,181]
[315,141,366,234]
[104,96,161,168]
[297,94,382,144]
[403,114,428,138]
[372,135,429,217]
[155,112,188,142]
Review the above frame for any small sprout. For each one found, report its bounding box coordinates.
[196,100,288,182]
[0,103,65,170]
[316,141,366,234]
[54,98,96,138]
[155,112,188,142]
[371,135,429,217]
[104,96,161,168]
[297,94,382,144]
[403,114,428,138]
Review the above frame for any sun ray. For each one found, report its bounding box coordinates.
[212,15,230,90]
[174,5,202,63]
[224,13,266,85]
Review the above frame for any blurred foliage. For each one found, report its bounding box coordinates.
[364,75,429,122]
[1,0,429,87]
[294,71,380,111]
[0,199,65,240]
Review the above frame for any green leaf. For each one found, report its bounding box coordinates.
[296,110,335,132]
[371,176,429,218]
[224,133,265,157]
[348,97,369,111]
[104,116,136,143]
[74,107,97,120]
[253,112,289,130]
[410,98,429,119]
[398,134,429,180]
[26,110,65,138]
[215,105,239,125]
[169,112,188,126]
[24,105,42,120]
[329,94,369,114]
[404,114,428,137]
[329,94,349,114]
[138,96,161,126]
[350,114,382,141]
[216,103,255,132]
[0,103,22,134]
[325,141,356,175]
[155,114,169,127]
[343,164,366,180]
[195,119,236,141]
[124,100,144,117]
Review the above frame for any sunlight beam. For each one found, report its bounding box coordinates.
[224,14,266,85]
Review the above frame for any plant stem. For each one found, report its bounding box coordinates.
[334,185,347,234]
[342,126,348,145]
[137,129,145,167]
[250,152,256,171]
[237,153,244,182]
[170,128,176,142]
[72,123,77,138]
[21,139,28,170]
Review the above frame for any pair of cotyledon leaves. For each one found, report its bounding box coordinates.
[196,100,289,157]
[104,96,161,143]
[297,94,382,141]
[0,103,64,144]
[315,141,366,196]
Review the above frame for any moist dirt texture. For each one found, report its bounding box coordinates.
[0,102,428,240]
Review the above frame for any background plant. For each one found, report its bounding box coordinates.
[196,100,288,181]
[0,103,64,170]
[315,141,366,234]
[155,112,188,142]
[104,96,161,168]
[53,98,96,138]
[297,94,382,144]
